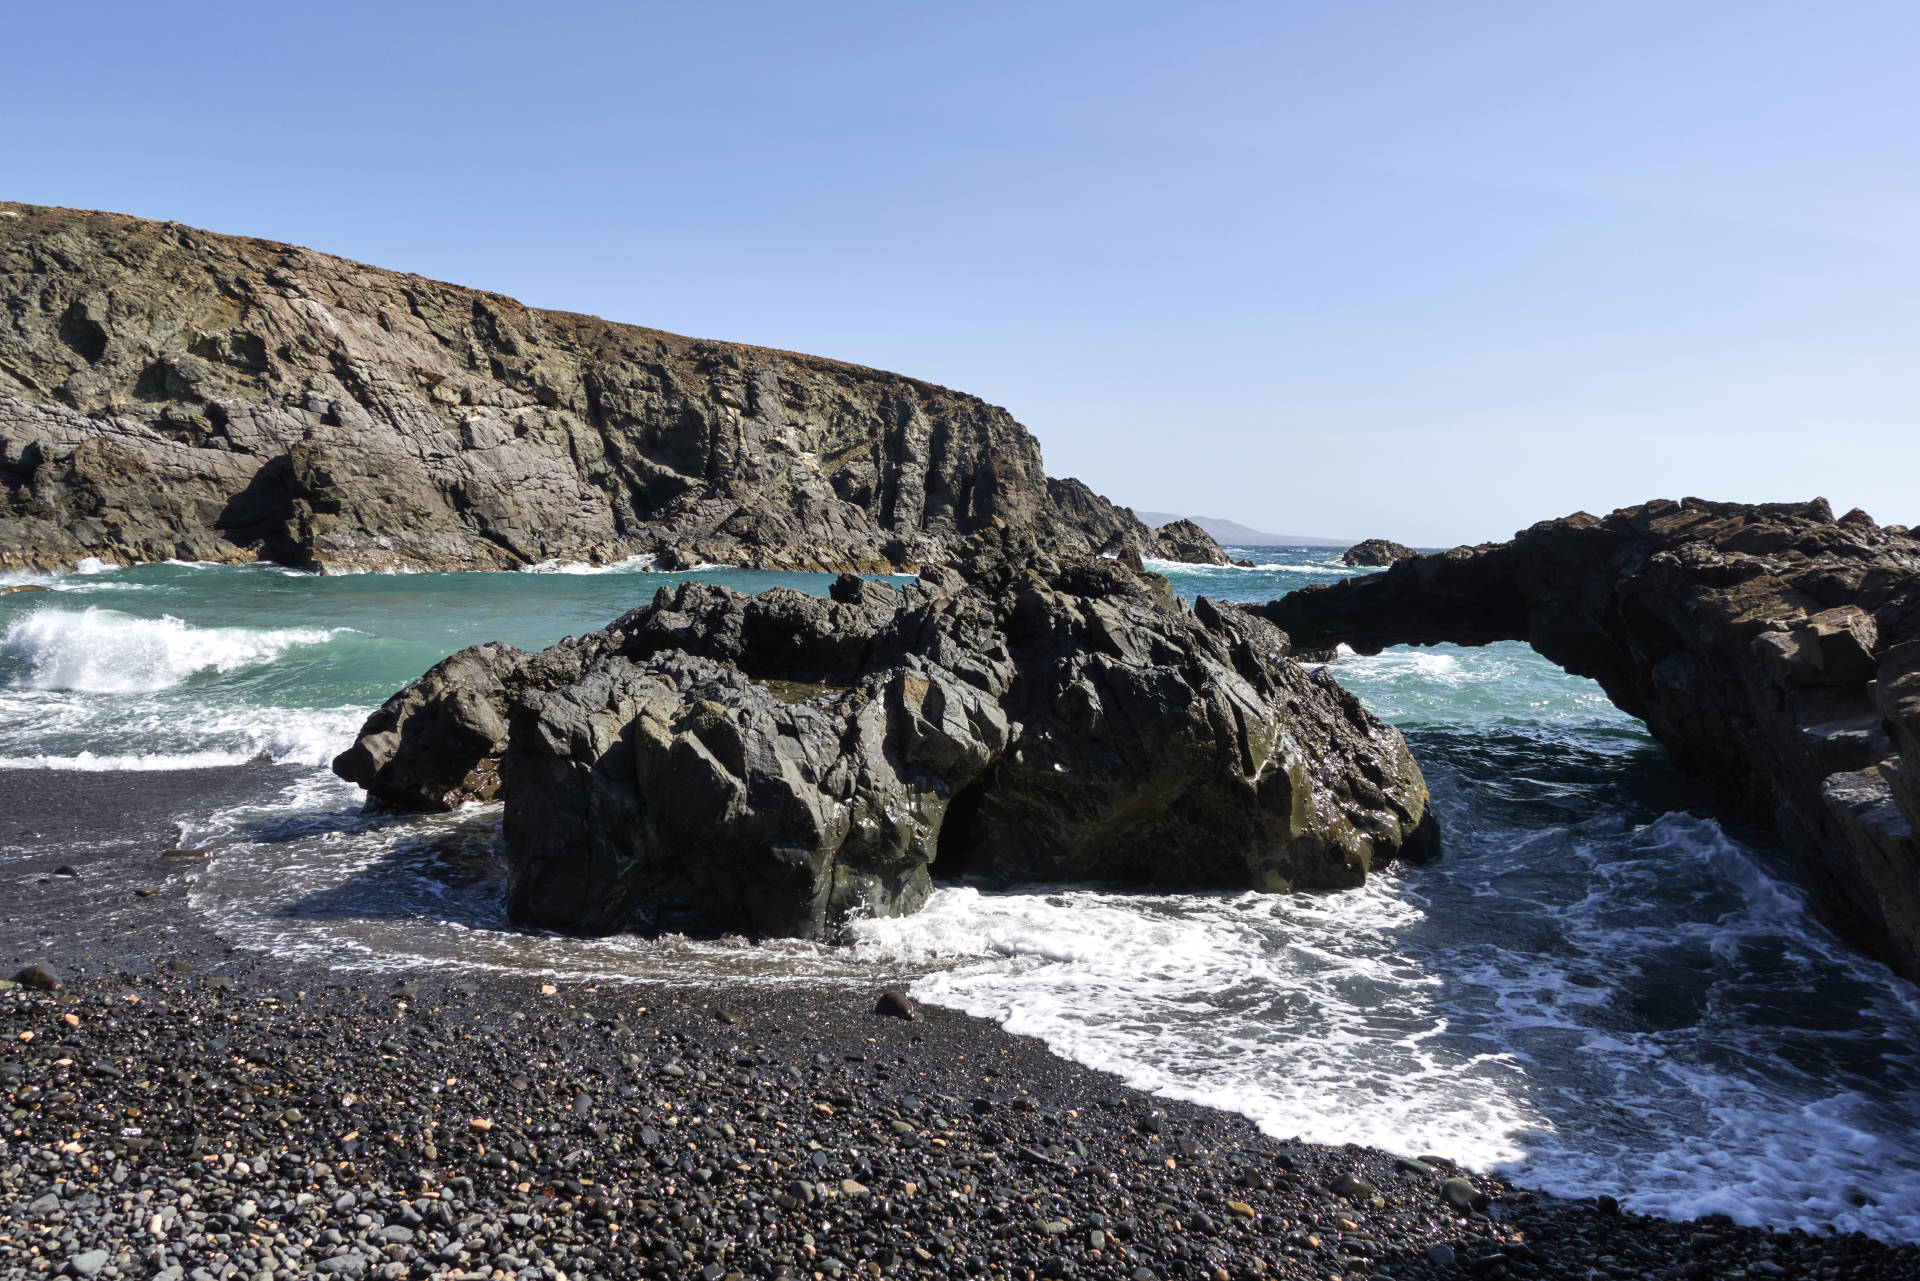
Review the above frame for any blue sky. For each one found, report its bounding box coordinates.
[9,1,1917,544]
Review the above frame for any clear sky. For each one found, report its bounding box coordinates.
[9,2,1917,545]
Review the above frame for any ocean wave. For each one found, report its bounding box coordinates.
[1470,812,1920,1240]
[1,606,348,693]
[0,698,370,770]
[0,748,278,771]
[522,553,659,575]
[1146,557,1367,575]
[845,803,1920,1243]
[850,882,1531,1169]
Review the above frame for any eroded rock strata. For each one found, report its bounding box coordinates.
[336,554,1436,938]
[1255,498,1920,980]
[0,202,1224,573]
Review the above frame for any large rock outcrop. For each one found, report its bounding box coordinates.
[1254,498,1920,981]
[336,554,1437,939]
[1342,538,1416,567]
[0,202,1223,574]
[1149,518,1250,566]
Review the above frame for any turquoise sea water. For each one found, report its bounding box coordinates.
[3,550,1919,1241]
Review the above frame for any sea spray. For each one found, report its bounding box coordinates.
[1,606,343,693]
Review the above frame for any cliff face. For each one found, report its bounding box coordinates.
[1254,499,1920,982]
[0,203,1220,573]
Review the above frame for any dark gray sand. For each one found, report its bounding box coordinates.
[2,769,1913,1280]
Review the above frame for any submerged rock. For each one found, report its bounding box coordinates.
[1342,538,1417,567]
[1256,498,1920,981]
[337,554,1436,938]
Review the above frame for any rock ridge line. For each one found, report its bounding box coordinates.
[0,202,1228,574]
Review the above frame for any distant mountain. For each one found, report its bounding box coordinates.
[1134,512,1351,548]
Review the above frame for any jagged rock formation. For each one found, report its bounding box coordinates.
[336,555,1437,939]
[1342,538,1416,567]
[1150,518,1249,567]
[0,202,1225,574]
[1254,498,1920,981]
[1037,479,1233,565]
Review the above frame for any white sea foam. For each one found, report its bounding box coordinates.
[844,810,1920,1244]
[522,553,659,575]
[850,882,1540,1171]
[1,607,345,693]
[0,748,276,771]
[0,700,368,770]
[1146,557,1369,575]
[186,778,901,987]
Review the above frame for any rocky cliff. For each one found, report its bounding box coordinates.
[1254,499,1920,981]
[336,552,1437,939]
[0,203,1223,573]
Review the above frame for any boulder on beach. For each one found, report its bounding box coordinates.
[336,550,1437,939]
[12,964,62,991]
[1255,498,1920,981]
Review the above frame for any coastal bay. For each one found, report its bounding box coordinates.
[4,552,1920,1273]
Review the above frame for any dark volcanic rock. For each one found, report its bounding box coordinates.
[11,964,61,991]
[1041,480,1237,565]
[0,202,1205,573]
[1150,518,1240,566]
[1343,538,1417,567]
[337,555,1436,938]
[1254,498,1920,980]
[874,990,918,1020]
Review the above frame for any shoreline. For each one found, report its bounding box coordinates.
[1,768,1916,1279]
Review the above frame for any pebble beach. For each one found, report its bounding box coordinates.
[4,771,1917,1281]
